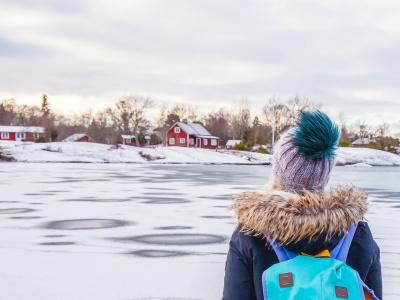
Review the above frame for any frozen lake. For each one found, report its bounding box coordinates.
[0,163,398,299]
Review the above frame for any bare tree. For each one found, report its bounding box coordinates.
[169,103,199,122]
[107,95,154,146]
[263,96,316,145]
[287,96,317,124]
[204,108,232,145]
[157,104,168,128]
[338,112,350,144]
[86,110,117,144]
[262,98,290,145]
[231,100,251,140]
[77,109,94,128]
[0,99,18,125]
[338,112,347,131]
[376,123,390,137]
[355,120,370,139]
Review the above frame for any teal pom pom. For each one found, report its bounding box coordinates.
[293,110,340,160]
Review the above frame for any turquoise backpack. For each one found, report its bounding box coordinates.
[262,224,379,300]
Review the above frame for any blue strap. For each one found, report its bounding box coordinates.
[330,223,357,262]
[267,237,296,262]
[269,223,358,262]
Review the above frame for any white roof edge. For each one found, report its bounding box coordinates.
[62,133,88,142]
[197,135,219,139]
[0,126,45,133]
[226,139,242,145]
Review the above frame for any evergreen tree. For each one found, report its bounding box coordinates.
[41,94,51,116]
[253,116,261,127]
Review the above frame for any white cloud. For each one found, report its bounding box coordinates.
[0,0,399,131]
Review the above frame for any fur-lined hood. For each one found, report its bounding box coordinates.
[232,185,368,245]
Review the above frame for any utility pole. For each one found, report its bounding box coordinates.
[271,106,275,148]
[272,122,275,147]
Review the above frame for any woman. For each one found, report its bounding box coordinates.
[223,111,382,299]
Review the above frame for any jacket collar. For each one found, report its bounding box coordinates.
[232,185,367,245]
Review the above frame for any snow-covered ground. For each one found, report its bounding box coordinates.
[1,140,400,166]
[0,164,398,299]
[0,141,271,164]
[337,147,400,166]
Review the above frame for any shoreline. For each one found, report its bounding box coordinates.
[1,141,400,166]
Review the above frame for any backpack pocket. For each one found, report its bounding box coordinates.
[262,256,364,300]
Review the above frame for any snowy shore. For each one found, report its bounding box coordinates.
[0,141,271,164]
[1,141,400,166]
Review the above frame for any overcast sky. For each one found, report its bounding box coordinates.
[0,0,399,132]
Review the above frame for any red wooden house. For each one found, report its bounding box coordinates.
[167,122,219,149]
[0,126,44,142]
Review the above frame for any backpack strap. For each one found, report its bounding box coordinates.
[267,237,297,262]
[267,223,358,263]
[330,223,358,262]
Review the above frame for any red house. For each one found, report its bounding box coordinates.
[0,126,44,142]
[167,122,219,149]
[63,133,92,142]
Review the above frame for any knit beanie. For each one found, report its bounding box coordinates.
[272,110,340,192]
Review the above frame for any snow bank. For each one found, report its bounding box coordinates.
[337,147,400,166]
[344,162,373,168]
[0,141,271,164]
[1,141,399,166]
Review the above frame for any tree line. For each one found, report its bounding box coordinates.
[0,95,398,153]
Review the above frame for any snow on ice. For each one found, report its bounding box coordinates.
[0,164,398,299]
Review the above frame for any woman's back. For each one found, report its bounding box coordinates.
[222,111,382,300]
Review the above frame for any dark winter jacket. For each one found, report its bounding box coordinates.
[222,186,382,300]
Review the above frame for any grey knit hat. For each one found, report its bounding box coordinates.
[272,111,340,192]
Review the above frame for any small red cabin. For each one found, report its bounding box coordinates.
[63,133,92,142]
[167,122,219,149]
[0,126,44,142]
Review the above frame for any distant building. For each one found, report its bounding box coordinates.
[167,122,219,149]
[0,126,44,142]
[351,137,375,147]
[63,133,92,142]
[226,140,242,150]
[121,135,135,145]
[251,144,272,153]
[144,135,151,146]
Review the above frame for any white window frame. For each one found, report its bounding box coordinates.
[16,132,26,139]
[169,137,175,145]
[211,139,217,146]
[1,132,9,139]
[203,138,208,146]
[179,137,186,144]
[174,127,181,133]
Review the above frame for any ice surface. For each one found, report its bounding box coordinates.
[0,164,398,299]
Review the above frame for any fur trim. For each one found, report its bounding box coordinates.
[232,185,367,245]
